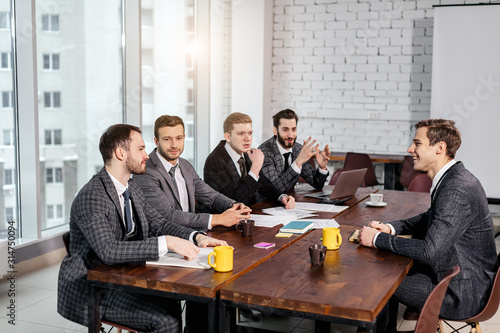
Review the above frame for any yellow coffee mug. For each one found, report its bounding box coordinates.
[323,227,342,250]
[208,246,233,272]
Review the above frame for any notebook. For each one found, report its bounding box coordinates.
[280,221,314,234]
[305,168,367,199]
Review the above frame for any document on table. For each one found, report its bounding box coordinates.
[260,207,317,219]
[251,214,296,228]
[303,219,340,229]
[294,202,349,213]
[146,247,213,269]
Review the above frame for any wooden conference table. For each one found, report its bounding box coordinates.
[87,188,430,333]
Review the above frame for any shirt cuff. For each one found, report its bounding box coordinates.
[388,223,396,235]
[207,215,213,230]
[248,171,259,181]
[158,236,168,256]
[291,161,301,174]
[278,194,287,202]
[189,231,198,243]
[372,231,381,248]
[318,167,328,175]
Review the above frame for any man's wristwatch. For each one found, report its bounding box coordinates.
[193,231,207,246]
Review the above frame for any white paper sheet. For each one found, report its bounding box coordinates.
[260,207,317,219]
[303,219,340,229]
[146,247,213,269]
[250,214,295,228]
[294,202,349,213]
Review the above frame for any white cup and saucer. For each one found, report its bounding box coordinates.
[366,193,387,207]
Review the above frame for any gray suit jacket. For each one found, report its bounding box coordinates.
[375,162,497,319]
[57,168,194,326]
[133,149,234,230]
[259,136,328,193]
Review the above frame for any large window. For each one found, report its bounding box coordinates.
[140,1,196,165]
[35,0,123,234]
[0,1,16,236]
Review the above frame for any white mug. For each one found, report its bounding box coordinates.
[370,193,384,205]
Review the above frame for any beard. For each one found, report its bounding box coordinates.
[126,156,146,175]
[277,133,295,149]
[157,144,182,162]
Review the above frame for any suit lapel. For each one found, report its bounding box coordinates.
[219,141,241,185]
[99,168,127,235]
[431,162,462,206]
[271,138,285,173]
[178,159,195,212]
[150,149,182,207]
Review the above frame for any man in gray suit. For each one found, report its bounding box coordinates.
[134,115,251,231]
[359,119,497,332]
[57,124,227,333]
[259,109,330,193]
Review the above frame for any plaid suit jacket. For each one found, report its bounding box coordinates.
[133,149,234,230]
[376,162,497,319]
[203,140,281,205]
[57,167,194,326]
[258,136,328,193]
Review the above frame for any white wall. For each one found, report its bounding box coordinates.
[269,0,458,154]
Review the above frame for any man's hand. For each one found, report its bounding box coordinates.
[165,236,200,261]
[195,234,228,248]
[368,221,391,234]
[316,144,330,170]
[295,137,320,167]
[281,195,295,209]
[358,226,379,248]
[212,205,252,227]
[247,148,265,175]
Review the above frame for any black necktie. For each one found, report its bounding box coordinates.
[122,188,133,234]
[169,165,180,197]
[237,157,247,179]
[283,152,291,172]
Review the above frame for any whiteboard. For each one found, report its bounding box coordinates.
[431,4,500,200]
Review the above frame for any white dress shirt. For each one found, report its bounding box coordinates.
[107,171,168,255]
[224,142,258,181]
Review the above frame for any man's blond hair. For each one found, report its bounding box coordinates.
[223,113,252,134]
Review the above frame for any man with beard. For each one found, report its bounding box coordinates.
[358,119,497,332]
[57,124,227,333]
[259,109,330,193]
[134,115,251,231]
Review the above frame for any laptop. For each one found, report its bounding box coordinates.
[305,168,367,199]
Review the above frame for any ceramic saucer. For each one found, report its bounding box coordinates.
[366,201,387,207]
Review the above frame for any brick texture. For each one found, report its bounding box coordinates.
[271,0,451,155]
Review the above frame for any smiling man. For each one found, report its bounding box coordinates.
[204,112,295,207]
[134,115,251,231]
[259,109,330,193]
[358,119,497,332]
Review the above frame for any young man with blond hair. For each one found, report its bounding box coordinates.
[204,112,295,207]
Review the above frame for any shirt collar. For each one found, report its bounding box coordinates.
[156,149,178,172]
[430,159,456,194]
[224,142,244,164]
[275,137,291,155]
[106,171,128,196]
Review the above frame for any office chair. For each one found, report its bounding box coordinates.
[407,173,432,193]
[399,266,460,333]
[399,156,426,189]
[329,152,379,187]
[62,231,137,333]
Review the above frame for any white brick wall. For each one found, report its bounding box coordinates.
[271,0,467,154]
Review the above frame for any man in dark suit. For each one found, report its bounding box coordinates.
[57,124,227,333]
[359,119,497,332]
[134,115,251,231]
[259,109,330,193]
[204,112,295,208]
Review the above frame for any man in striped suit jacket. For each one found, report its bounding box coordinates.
[57,124,226,333]
[259,109,330,193]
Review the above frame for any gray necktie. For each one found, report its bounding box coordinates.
[122,188,133,234]
[169,165,180,197]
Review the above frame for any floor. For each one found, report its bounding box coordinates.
[1,217,499,333]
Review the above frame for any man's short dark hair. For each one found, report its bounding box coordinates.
[415,119,461,158]
[272,109,299,129]
[99,124,141,165]
[154,115,185,139]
